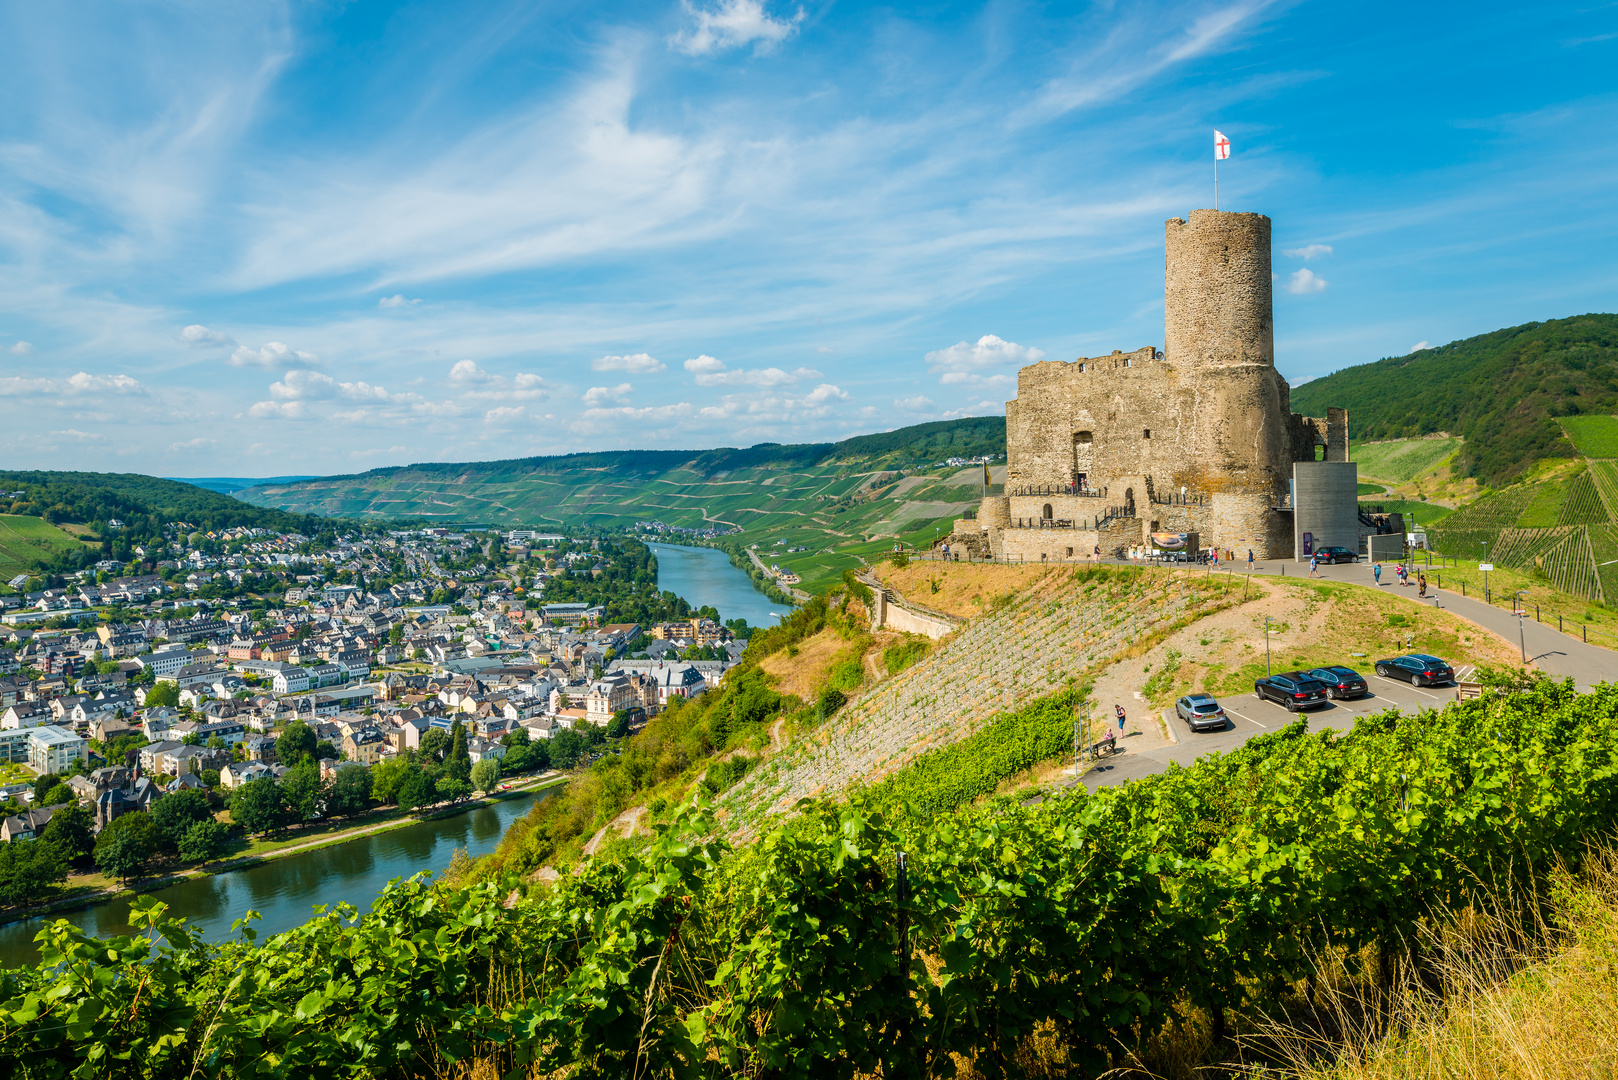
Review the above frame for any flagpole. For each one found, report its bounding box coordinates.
[1214,156,1218,212]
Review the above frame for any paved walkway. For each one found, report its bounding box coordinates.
[1059,556,1618,794]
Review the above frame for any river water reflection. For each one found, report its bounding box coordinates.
[646,541,789,629]
[0,789,552,967]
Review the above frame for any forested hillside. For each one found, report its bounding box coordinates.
[1290,313,1618,485]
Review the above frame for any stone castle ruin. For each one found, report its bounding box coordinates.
[963,209,1370,562]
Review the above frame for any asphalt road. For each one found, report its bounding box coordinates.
[1072,554,1618,791]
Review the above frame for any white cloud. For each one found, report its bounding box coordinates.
[266,370,394,403]
[1286,268,1328,295]
[681,354,816,387]
[683,354,726,375]
[804,383,849,404]
[230,341,323,369]
[1409,340,1431,353]
[484,405,527,424]
[168,437,216,452]
[9,341,35,355]
[1288,375,1316,388]
[52,429,104,441]
[583,383,634,406]
[816,346,835,355]
[592,352,665,373]
[1283,244,1333,261]
[245,400,310,420]
[2,372,146,397]
[925,334,1045,385]
[446,360,553,401]
[670,0,804,56]
[448,359,491,384]
[895,395,935,411]
[378,294,421,308]
[179,324,234,346]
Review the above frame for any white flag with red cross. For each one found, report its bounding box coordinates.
[1215,130,1231,160]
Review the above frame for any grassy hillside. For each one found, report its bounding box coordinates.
[1352,436,1464,484]
[1291,313,1618,486]
[239,417,1006,590]
[0,514,98,583]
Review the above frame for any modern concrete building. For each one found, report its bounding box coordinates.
[28,725,87,775]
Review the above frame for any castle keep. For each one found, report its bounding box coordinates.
[967,209,1354,561]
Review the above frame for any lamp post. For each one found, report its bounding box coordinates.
[1264,616,1274,676]
[1516,589,1529,665]
[1482,540,1490,603]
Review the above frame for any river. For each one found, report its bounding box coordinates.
[0,788,555,967]
[646,541,790,628]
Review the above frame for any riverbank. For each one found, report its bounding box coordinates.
[642,539,796,620]
[0,771,568,930]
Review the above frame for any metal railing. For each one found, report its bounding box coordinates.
[1149,492,1208,506]
[1007,484,1106,498]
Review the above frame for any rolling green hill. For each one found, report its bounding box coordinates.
[0,514,99,584]
[238,418,1007,590]
[1291,313,1618,486]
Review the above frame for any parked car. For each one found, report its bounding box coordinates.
[1307,665,1370,700]
[1175,693,1228,732]
[1254,671,1330,712]
[1313,546,1358,564]
[1374,654,1455,687]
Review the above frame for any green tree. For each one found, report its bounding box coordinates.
[93,812,158,885]
[470,758,500,793]
[276,719,317,767]
[39,782,74,807]
[436,777,472,804]
[149,789,213,851]
[397,770,438,811]
[549,728,585,769]
[41,803,95,863]
[445,720,471,783]
[279,763,324,825]
[177,819,230,862]
[606,710,633,739]
[30,774,60,804]
[0,839,67,907]
[327,764,373,818]
[370,757,415,805]
[388,624,404,647]
[502,727,531,748]
[143,682,179,708]
[231,777,283,836]
[419,727,450,762]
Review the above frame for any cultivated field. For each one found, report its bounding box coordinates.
[0,514,96,582]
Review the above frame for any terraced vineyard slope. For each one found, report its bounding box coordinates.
[238,418,1005,591]
[719,565,1240,837]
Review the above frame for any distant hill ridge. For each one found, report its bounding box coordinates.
[1290,313,1618,486]
[282,416,1007,486]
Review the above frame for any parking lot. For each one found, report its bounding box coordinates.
[1081,662,1479,791]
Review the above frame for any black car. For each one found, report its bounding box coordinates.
[1175,693,1228,732]
[1374,654,1455,687]
[1312,546,1358,564]
[1307,666,1370,700]
[1254,671,1330,711]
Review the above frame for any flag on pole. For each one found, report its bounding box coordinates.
[983,462,991,488]
[1215,130,1231,160]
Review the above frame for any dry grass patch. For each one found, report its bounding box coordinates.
[758,627,853,700]
[879,560,1053,618]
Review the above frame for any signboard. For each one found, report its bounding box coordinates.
[1150,532,1189,550]
[1478,563,1494,571]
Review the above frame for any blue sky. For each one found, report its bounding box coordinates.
[1,0,1616,476]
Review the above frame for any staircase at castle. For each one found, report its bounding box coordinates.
[717,569,1238,839]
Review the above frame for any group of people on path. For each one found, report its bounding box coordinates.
[1371,560,1429,596]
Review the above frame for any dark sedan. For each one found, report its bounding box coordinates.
[1254,671,1330,712]
[1175,693,1228,732]
[1313,546,1358,564]
[1374,654,1455,687]
[1308,665,1370,700]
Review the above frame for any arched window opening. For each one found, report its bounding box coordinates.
[1042,503,1053,520]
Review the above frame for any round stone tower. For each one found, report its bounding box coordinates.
[1164,210,1273,368]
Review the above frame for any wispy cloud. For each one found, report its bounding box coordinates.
[1283,244,1333,260]
[179,324,234,346]
[9,341,36,355]
[670,0,804,56]
[378,295,421,308]
[1408,340,1430,353]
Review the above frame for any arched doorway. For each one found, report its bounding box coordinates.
[1042,503,1053,521]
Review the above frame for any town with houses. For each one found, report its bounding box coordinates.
[0,524,743,846]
